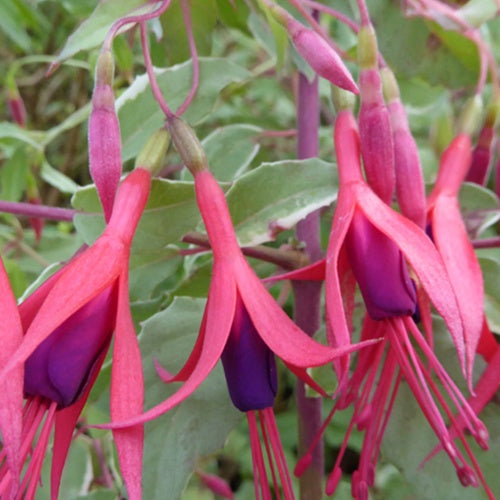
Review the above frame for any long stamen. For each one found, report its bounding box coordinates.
[405,317,488,446]
[247,411,272,500]
[258,411,281,500]
[262,408,294,499]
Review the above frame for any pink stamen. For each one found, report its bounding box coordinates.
[258,411,281,500]
[247,411,272,500]
[262,408,294,498]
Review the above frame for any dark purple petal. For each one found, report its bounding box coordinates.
[221,298,277,412]
[24,285,117,408]
[345,211,416,320]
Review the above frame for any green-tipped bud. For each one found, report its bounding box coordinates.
[332,87,356,113]
[430,111,454,157]
[484,96,500,128]
[457,94,483,137]
[95,49,115,87]
[261,1,289,26]
[358,25,378,69]
[136,129,170,174]
[167,116,207,174]
[381,67,400,103]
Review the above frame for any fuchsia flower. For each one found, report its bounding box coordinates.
[0,166,155,499]
[103,116,375,498]
[279,109,492,498]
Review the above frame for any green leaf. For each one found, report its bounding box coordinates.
[140,297,242,500]
[116,58,250,161]
[225,158,338,245]
[458,0,498,27]
[368,1,477,88]
[0,145,28,201]
[72,177,202,250]
[459,183,500,237]
[56,0,150,61]
[160,0,218,64]
[0,0,47,51]
[41,161,80,194]
[0,122,44,150]
[479,257,500,334]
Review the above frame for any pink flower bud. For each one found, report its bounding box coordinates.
[466,99,498,184]
[7,84,27,127]
[287,17,358,94]
[88,50,121,222]
[358,68,395,204]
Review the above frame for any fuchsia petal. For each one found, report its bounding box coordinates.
[325,189,357,377]
[236,258,377,368]
[429,195,484,385]
[158,305,210,383]
[99,264,237,429]
[263,259,326,283]
[0,237,125,382]
[111,274,144,500]
[0,258,24,493]
[354,183,466,374]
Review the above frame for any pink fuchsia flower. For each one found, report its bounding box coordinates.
[88,49,122,222]
[0,159,164,499]
[102,116,376,497]
[276,108,491,496]
[426,132,484,386]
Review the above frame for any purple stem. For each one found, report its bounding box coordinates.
[176,0,200,116]
[0,201,77,221]
[293,68,324,498]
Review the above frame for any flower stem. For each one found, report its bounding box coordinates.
[0,200,76,221]
[181,231,309,270]
[293,51,324,499]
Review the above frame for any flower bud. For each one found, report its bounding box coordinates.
[221,297,277,412]
[457,94,483,138]
[88,49,121,223]
[6,81,27,128]
[167,115,207,174]
[135,128,170,174]
[267,3,357,93]
[382,67,426,228]
[358,68,395,204]
[466,97,499,185]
